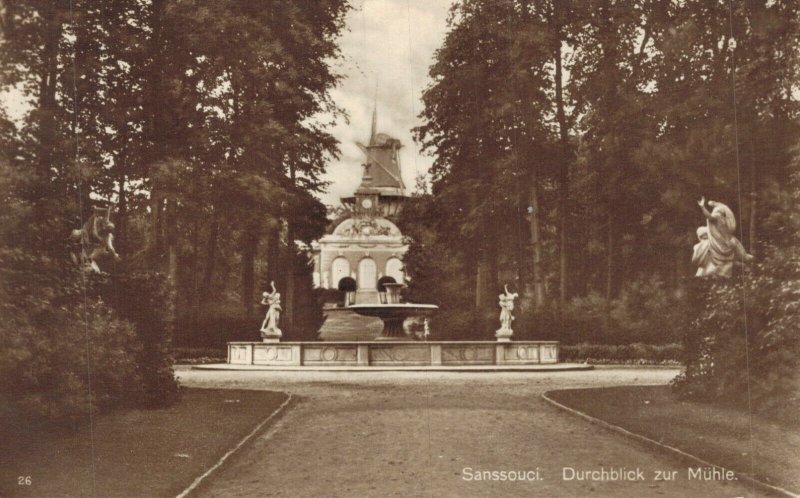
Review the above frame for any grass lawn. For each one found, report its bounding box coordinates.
[547,385,800,494]
[1,388,288,497]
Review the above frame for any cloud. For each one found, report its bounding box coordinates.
[319,0,453,206]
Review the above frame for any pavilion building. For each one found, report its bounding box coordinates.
[312,114,410,339]
[312,113,409,306]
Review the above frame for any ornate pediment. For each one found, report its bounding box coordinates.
[331,217,400,238]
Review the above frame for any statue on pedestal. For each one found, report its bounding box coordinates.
[260,281,282,342]
[69,205,120,273]
[496,284,519,342]
[693,197,753,278]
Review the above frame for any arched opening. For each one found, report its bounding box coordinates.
[358,257,377,289]
[338,277,357,306]
[385,257,404,283]
[376,275,397,304]
[330,257,350,289]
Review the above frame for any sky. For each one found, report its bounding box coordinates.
[320,0,453,206]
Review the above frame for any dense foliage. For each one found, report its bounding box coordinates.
[673,166,800,419]
[0,0,349,426]
[402,0,800,348]
[0,294,143,428]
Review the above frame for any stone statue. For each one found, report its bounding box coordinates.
[496,284,519,342]
[694,197,753,278]
[260,281,282,342]
[69,205,120,273]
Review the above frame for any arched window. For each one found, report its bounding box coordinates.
[385,257,404,283]
[331,257,350,289]
[358,257,377,289]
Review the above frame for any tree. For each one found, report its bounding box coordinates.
[406,0,800,344]
[0,0,352,428]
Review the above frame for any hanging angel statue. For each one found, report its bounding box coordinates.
[260,281,282,341]
[69,205,120,273]
[496,284,519,342]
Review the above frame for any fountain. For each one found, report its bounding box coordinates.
[210,113,587,370]
[348,283,438,340]
[217,281,588,371]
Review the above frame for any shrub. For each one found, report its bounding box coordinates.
[554,277,687,345]
[561,343,683,364]
[176,303,260,348]
[609,278,686,344]
[318,288,344,305]
[673,164,800,420]
[672,247,800,419]
[172,347,227,364]
[429,309,491,341]
[0,257,182,428]
[102,271,180,408]
[0,298,143,428]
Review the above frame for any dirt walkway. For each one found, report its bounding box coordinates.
[176,368,758,497]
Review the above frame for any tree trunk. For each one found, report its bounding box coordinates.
[528,181,545,309]
[200,213,219,305]
[241,227,259,319]
[284,156,298,333]
[165,197,179,337]
[475,253,487,311]
[488,229,498,298]
[606,216,614,301]
[284,221,295,333]
[116,173,128,255]
[147,0,166,155]
[37,4,62,178]
[749,137,757,252]
[604,216,615,341]
[265,221,279,285]
[190,219,200,328]
[152,194,163,253]
[552,8,570,312]
[748,193,756,252]
[146,0,167,255]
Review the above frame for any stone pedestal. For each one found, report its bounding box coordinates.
[373,317,408,340]
[495,328,513,342]
[261,328,282,343]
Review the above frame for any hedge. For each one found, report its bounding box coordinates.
[560,342,683,365]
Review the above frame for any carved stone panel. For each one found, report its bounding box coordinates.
[441,345,494,365]
[303,345,359,365]
[230,345,250,365]
[253,345,295,365]
[539,344,558,364]
[369,345,430,366]
[502,344,541,364]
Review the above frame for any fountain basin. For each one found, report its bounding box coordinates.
[224,340,562,368]
[348,303,438,340]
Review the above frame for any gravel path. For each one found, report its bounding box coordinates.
[176,368,757,497]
